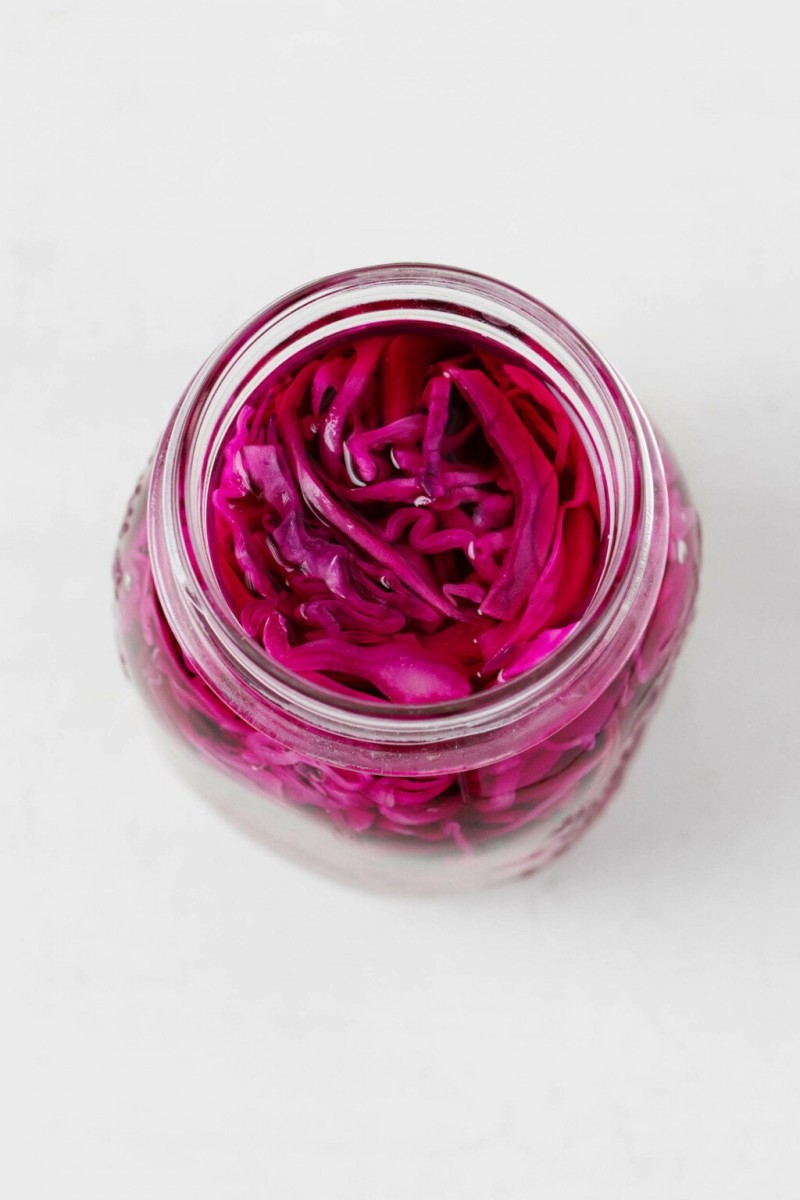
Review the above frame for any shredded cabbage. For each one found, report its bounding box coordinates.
[113,326,700,854]
[210,329,602,702]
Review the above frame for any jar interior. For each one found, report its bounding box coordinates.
[199,319,611,705]
[149,267,661,760]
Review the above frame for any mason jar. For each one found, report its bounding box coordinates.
[113,264,700,891]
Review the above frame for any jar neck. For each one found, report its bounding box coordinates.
[148,264,668,771]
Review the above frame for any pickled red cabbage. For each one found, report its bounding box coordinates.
[114,322,700,853]
[210,328,603,702]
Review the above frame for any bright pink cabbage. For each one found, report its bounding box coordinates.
[113,325,700,857]
[209,330,602,703]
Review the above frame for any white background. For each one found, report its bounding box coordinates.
[2,1,799,1196]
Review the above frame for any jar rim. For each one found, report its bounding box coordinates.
[148,263,668,752]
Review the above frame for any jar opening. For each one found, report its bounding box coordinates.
[149,265,667,751]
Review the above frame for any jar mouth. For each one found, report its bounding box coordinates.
[149,264,667,748]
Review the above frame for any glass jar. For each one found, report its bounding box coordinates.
[113,265,700,892]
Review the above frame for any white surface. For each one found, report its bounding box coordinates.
[2,2,799,1196]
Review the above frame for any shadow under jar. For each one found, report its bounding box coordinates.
[113,265,700,892]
